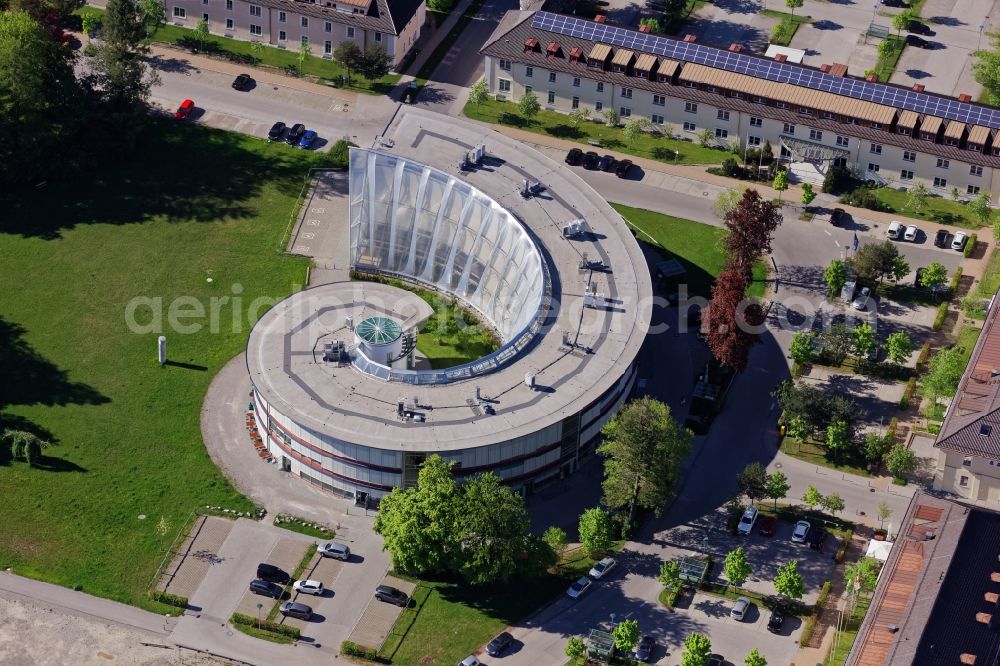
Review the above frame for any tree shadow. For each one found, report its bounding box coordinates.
[0,118,316,239]
[545,124,585,140]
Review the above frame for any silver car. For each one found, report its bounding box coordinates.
[792,520,811,543]
[730,596,750,621]
[318,542,351,560]
[852,287,871,310]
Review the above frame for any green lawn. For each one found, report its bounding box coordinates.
[414,289,500,369]
[874,36,905,82]
[779,436,872,477]
[974,248,1000,297]
[761,10,812,47]
[609,203,769,297]
[828,595,873,665]
[0,119,340,610]
[464,98,730,166]
[873,187,983,228]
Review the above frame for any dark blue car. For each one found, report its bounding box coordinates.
[297,129,317,149]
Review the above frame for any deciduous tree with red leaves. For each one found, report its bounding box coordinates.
[705,265,766,372]
[723,189,783,277]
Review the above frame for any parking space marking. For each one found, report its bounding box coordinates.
[302,233,316,239]
[306,219,321,226]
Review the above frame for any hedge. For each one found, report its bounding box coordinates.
[949,266,963,294]
[899,376,917,410]
[341,640,383,662]
[799,580,833,645]
[932,302,948,331]
[150,590,188,608]
[915,341,931,370]
[834,526,854,563]
[231,612,301,639]
[965,233,977,258]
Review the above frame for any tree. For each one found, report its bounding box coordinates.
[745,648,768,666]
[298,38,310,68]
[765,471,790,509]
[800,183,816,206]
[468,78,488,107]
[802,485,823,510]
[195,18,210,50]
[458,472,531,584]
[821,492,845,516]
[659,560,682,591]
[568,106,591,127]
[543,526,567,557]
[923,345,968,404]
[853,323,876,361]
[864,430,893,464]
[951,186,962,201]
[603,107,620,127]
[878,501,893,529]
[973,34,1000,105]
[823,323,854,366]
[823,259,848,296]
[639,16,663,32]
[599,397,692,523]
[877,38,896,61]
[622,116,650,145]
[905,182,929,215]
[826,420,853,459]
[713,188,743,220]
[0,10,83,186]
[565,636,586,660]
[706,265,766,372]
[784,0,803,14]
[360,44,391,81]
[851,241,908,285]
[82,11,99,36]
[885,444,916,477]
[772,170,788,201]
[969,191,994,228]
[891,9,912,36]
[786,414,810,442]
[774,380,858,437]
[723,188,783,276]
[698,127,714,146]
[681,633,713,666]
[844,557,879,593]
[1,429,52,464]
[920,261,948,292]
[885,331,914,365]
[724,547,751,588]
[333,41,362,84]
[737,462,769,505]
[789,331,816,365]
[517,89,540,122]
[374,455,462,576]
[137,0,164,32]
[612,619,640,653]
[578,507,614,556]
[773,560,804,599]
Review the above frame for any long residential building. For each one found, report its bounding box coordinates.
[481,10,1000,199]
[163,0,424,66]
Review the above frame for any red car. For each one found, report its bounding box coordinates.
[175,99,195,120]
[759,515,776,537]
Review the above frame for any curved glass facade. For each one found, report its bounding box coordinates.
[348,149,547,346]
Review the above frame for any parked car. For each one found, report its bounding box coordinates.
[952,231,969,251]
[297,130,318,149]
[597,154,616,171]
[767,606,785,633]
[807,527,829,550]
[318,542,351,560]
[906,34,930,48]
[582,151,600,169]
[852,286,871,311]
[375,585,409,606]
[730,596,751,621]
[615,159,633,178]
[708,656,725,666]
[589,556,617,579]
[565,148,584,165]
[759,515,777,536]
[934,228,950,247]
[486,631,514,656]
[458,657,482,666]
[904,224,919,241]
[830,207,845,226]
[791,520,811,543]
[285,123,306,145]
[267,122,287,141]
[249,579,283,599]
[886,220,902,240]
[256,563,290,584]
[567,576,592,599]
[634,634,655,662]
[400,80,420,104]
[232,73,253,91]
[293,579,324,595]
[174,99,195,120]
[737,506,758,536]
[279,601,312,620]
[907,19,935,35]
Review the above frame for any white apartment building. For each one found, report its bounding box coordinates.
[482,10,1000,199]
[166,0,424,66]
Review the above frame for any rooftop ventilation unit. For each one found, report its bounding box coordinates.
[563,219,587,238]
[524,373,536,389]
[346,315,354,330]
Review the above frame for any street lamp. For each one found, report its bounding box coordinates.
[256,602,263,629]
[610,613,616,629]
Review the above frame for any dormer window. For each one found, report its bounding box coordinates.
[546,42,561,59]
[568,46,584,63]
[524,37,539,53]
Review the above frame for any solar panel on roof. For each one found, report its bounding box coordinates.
[531,11,1000,130]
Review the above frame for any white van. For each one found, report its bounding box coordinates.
[886,220,902,240]
[737,506,758,535]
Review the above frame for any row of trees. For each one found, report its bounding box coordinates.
[682,633,768,666]
[332,41,391,84]
[790,323,914,368]
[2,0,156,187]
[568,626,771,665]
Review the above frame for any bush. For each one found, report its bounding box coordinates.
[834,527,854,563]
[822,165,857,195]
[327,139,353,169]
[965,233,978,258]
[83,43,98,57]
[150,590,188,608]
[840,185,888,211]
[341,640,381,661]
[899,376,917,410]
[932,302,948,331]
[915,341,931,370]
[231,612,301,639]
[949,266,963,295]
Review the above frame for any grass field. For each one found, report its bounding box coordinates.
[464,98,729,166]
[0,119,338,609]
[414,290,500,369]
[874,36,905,82]
[609,203,768,297]
[828,595,873,665]
[873,187,982,228]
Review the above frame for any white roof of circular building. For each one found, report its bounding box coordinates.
[246,108,652,453]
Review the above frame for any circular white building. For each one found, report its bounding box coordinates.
[246,134,651,501]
